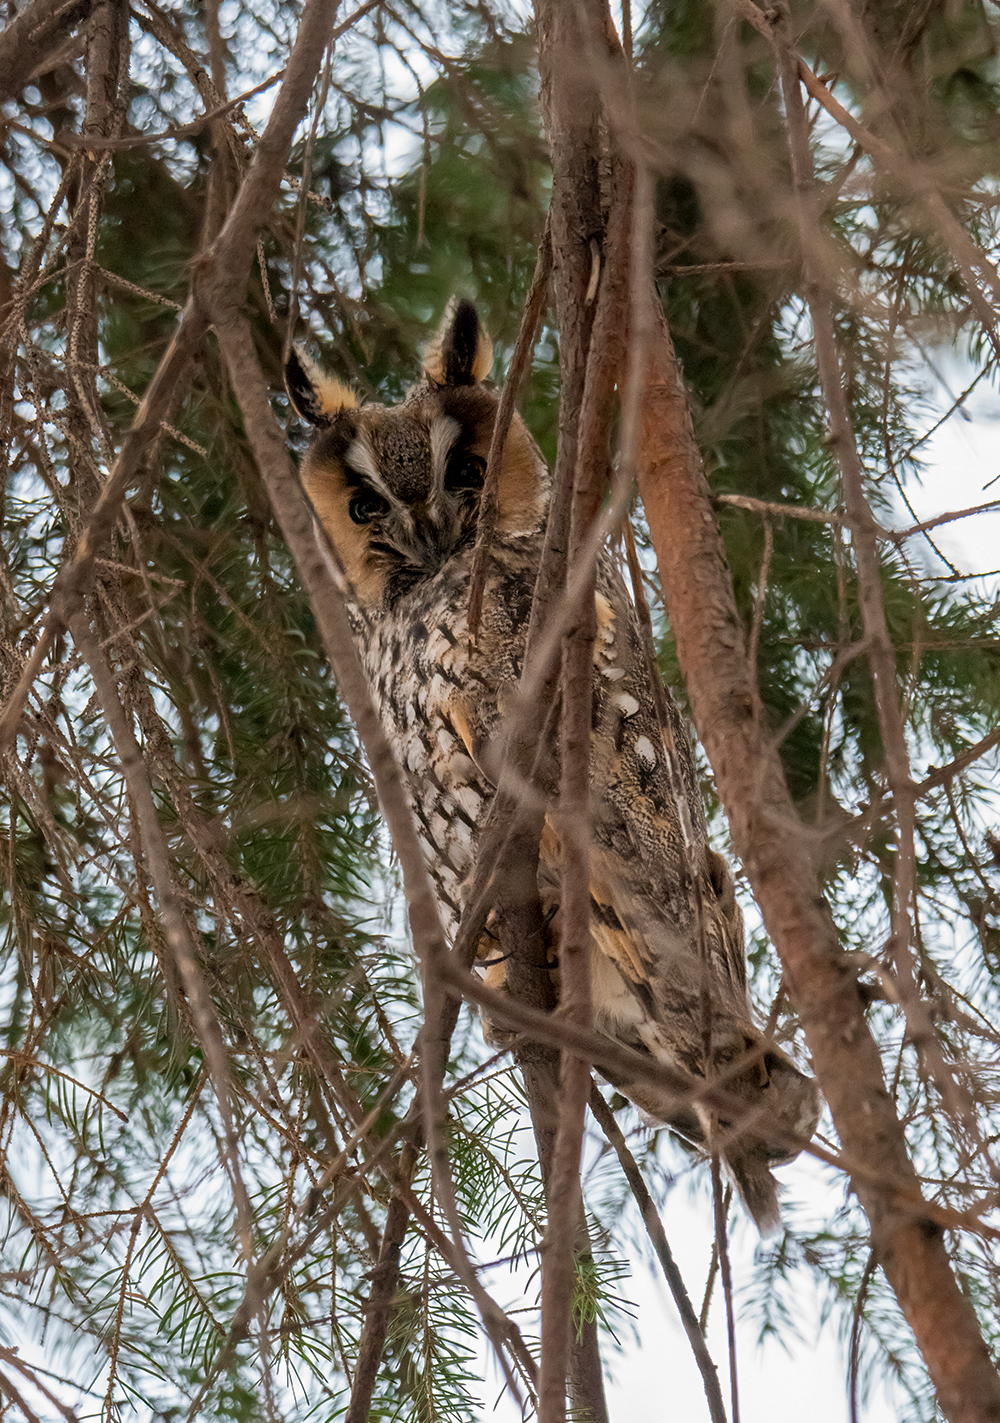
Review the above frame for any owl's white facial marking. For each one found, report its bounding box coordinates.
[430,415,461,488]
[346,433,387,495]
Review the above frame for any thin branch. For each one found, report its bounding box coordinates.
[0,0,94,103]
[714,492,850,527]
[637,279,1000,1423]
[440,954,1000,1242]
[589,1087,727,1423]
[775,10,992,1179]
[205,308,527,1402]
[63,67,285,148]
[711,1157,740,1423]
[67,614,254,1257]
[886,498,1000,544]
[468,218,552,638]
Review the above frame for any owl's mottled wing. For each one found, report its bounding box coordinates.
[581,563,749,1073]
[440,552,744,1072]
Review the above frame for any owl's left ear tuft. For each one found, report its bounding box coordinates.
[422,298,493,387]
[285,345,358,426]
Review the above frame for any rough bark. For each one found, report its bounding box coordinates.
[528,2,626,1416]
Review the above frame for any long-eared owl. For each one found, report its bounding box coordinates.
[285,298,820,1230]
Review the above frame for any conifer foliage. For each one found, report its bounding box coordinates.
[1,0,1000,1419]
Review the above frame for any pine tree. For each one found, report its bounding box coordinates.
[1,0,1000,1418]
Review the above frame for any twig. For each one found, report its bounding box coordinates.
[716,491,1000,547]
[848,1251,876,1423]
[61,67,285,148]
[440,953,1000,1241]
[68,615,255,1257]
[0,0,344,752]
[886,498,1000,544]
[589,1087,727,1423]
[539,139,632,1423]
[711,1158,739,1423]
[847,722,1000,848]
[900,366,991,459]
[0,0,94,104]
[637,243,1000,1423]
[714,492,850,527]
[775,11,985,1167]
[0,1051,127,1122]
[699,1231,719,1336]
[343,1142,420,1423]
[0,1346,79,1423]
[468,219,552,638]
[733,0,1000,360]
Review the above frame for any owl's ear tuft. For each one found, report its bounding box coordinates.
[422,298,493,387]
[285,346,358,426]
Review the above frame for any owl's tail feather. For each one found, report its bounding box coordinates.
[726,1147,782,1237]
[595,1030,819,1234]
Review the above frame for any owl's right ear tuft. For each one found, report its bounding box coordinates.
[422,298,493,387]
[284,346,358,426]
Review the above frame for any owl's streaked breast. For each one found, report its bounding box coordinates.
[359,532,540,935]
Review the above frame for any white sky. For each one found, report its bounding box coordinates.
[478,1147,897,1423]
[906,371,1000,580]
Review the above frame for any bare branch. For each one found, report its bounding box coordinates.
[589,1086,727,1423]
[468,219,552,638]
[637,290,1000,1421]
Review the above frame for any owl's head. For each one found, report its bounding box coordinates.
[286,299,548,609]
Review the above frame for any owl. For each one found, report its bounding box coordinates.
[285,298,820,1231]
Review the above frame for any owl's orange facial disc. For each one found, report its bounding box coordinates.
[288,299,547,610]
[300,399,493,609]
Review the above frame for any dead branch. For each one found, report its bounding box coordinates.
[67,613,255,1254]
[0,0,343,752]
[774,12,995,1185]
[439,951,1000,1238]
[61,68,284,149]
[733,0,1000,356]
[468,219,552,638]
[343,1142,419,1423]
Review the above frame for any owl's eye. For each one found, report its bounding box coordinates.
[348,488,389,524]
[444,453,486,493]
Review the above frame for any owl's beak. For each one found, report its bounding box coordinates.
[370,500,473,596]
[398,498,474,569]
